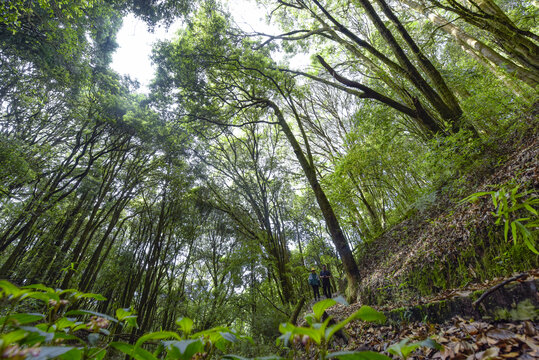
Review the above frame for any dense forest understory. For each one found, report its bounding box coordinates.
[1,0,538,359]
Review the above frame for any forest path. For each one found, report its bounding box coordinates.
[315,270,539,358]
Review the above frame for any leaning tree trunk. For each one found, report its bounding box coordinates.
[313,0,462,125]
[267,100,361,302]
[432,0,539,72]
[402,0,539,88]
[374,0,463,118]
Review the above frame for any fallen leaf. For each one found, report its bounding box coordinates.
[487,328,515,340]
[479,347,499,360]
[500,352,519,358]
[523,321,535,336]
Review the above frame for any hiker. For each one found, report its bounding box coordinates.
[320,265,332,299]
[308,268,321,301]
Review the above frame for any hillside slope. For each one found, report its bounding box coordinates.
[356,114,538,308]
[299,114,539,359]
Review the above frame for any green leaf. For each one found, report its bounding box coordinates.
[0,313,45,326]
[135,331,180,349]
[116,308,133,321]
[220,331,237,343]
[524,203,538,215]
[25,292,55,303]
[516,221,539,254]
[58,348,83,360]
[387,339,420,359]
[164,339,204,360]
[19,326,55,343]
[295,326,322,344]
[304,313,316,325]
[491,192,498,208]
[1,329,29,344]
[53,332,84,345]
[175,317,193,335]
[501,190,508,215]
[65,310,118,323]
[0,280,20,296]
[110,342,157,360]
[54,317,77,331]
[511,221,518,243]
[124,316,139,329]
[504,220,510,242]
[29,346,76,360]
[276,328,292,347]
[416,338,443,350]
[22,284,55,293]
[460,191,492,204]
[350,306,386,323]
[313,298,337,320]
[326,351,392,359]
[75,292,106,301]
[85,348,105,360]
[510,185,519,201]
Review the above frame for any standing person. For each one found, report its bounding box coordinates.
[320,265,332,299]
[308,268,321,301]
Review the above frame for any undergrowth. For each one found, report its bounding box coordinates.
[356,110,539,305]
[0,282,441,360]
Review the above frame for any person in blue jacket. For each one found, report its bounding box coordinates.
[308,267,321,301]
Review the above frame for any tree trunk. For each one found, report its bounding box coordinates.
[267,101,361,302]
[374,0,463,116]
[434,0,539,71]
[403,0,539,88]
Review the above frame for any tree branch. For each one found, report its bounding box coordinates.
[316,55,419,119]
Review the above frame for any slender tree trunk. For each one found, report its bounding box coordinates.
[267,100,361,301]
[78,202,125,292]
[374,0,463,115]
[348,172,382,232]
[403,0,539,88]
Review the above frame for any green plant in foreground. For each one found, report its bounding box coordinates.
[0,281,251,360]
[461,183,539,254]
[266,297,440,360]
[387,338,442,360]
[0,280,122,360]
[1,282,441,360]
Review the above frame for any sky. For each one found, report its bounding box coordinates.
[110,14,180,92]
[110,1,284,93]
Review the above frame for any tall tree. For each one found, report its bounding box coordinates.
[151,7,362,300]
[257,0,476,135]
[197,124,297,303]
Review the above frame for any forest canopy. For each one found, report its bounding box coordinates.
[0,0,537,357]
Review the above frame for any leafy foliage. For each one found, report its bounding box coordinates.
[461,183,539,254]
[0,0,537,358]
[1,282,443,360]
